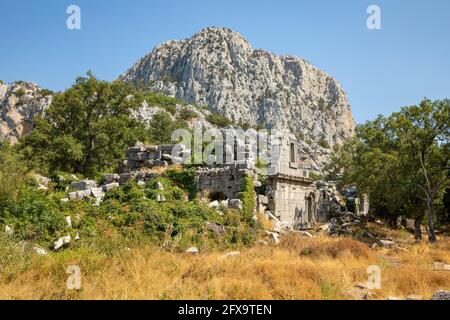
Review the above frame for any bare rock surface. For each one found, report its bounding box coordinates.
[120,27,355,162]
[0,81,52,144]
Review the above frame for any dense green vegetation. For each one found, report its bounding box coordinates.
[20,74,146,176]
[0,74,260,256]
[1,70,448,265]
[326,99,449,242]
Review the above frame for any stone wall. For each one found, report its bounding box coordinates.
[123,143,185,172]
[195,164,260,201]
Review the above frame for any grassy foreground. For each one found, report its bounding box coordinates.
[1,234,449,300]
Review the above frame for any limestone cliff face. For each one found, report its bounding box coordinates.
[0,81,52,144]
[120,27,355,150]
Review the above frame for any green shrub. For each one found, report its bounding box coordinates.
[16,89,26,97]
[238,177,256,222]
[0,187,67,245]
[143,92,185,115]
[165,168,198,200]
[39,89,54,96]
[179,107,198,121]
[0,232,31,278]
[318,138,330,149]
[104,180,145,203]
[0,145,28,206]
[206,113,232,127]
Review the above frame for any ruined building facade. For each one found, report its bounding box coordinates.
[122,129,366,230]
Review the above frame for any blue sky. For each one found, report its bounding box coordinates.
[0,0,449,123]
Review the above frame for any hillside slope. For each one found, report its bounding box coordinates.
[120,27,355,150]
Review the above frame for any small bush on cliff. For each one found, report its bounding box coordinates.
[206,113,232,127]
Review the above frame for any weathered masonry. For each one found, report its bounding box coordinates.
[191,129,342,229]
[121,129,366,230]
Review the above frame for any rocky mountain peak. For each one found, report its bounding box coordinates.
[120,27,355,154]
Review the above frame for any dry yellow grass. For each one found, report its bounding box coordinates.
[1,235,449,300]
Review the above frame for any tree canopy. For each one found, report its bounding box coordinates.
[326,99,449,241]
[21,73,146,176]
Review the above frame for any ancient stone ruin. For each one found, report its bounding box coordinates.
[111,128,369,230]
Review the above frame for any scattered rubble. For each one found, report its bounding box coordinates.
[4,225,14,235]
[379,240,396,248]
[432,262,450,271]
[186,247,199,255]
[103,182,119,192]
[33,245,48,256]
[345,283,375,300]
[205,222,225,236]
[34,174,51,191]
[321,212,363,236]
[65,216,72,228]
[209,200,219,209]
[228,199,243,211]
[431,290,450,300]
[53,235,71,251]
[219,251,241,259]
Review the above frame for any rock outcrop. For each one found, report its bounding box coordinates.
[120,27,355,149]
[0,81,52,144]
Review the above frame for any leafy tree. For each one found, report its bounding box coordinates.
[389,99,449,241]
[326,99,449,242]
[21,73,145,176]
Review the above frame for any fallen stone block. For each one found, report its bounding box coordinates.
[319,223,332,232]
[4,225,14,235]
[65,216,72,228]
[209,200,219,209]
[69,189,91,200]
[206,222,225,235]
[219,200,228,209]
[228,199,243,211]
[186,247,199,255]
[53,235,71,250]
[432,262,450,271]
[157,194,166,203]
[104,173,120,184]
[157,181,164,191]
[432,290,450,300]
[258,195,269,205]
[406,295,423,300]
[137,180,146,187]
[379,240,396,248]
[91,187,105,200]
[33,245,48,256]
[103,182,120,192]
[37,184,48,191]
[71,179,97,191]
